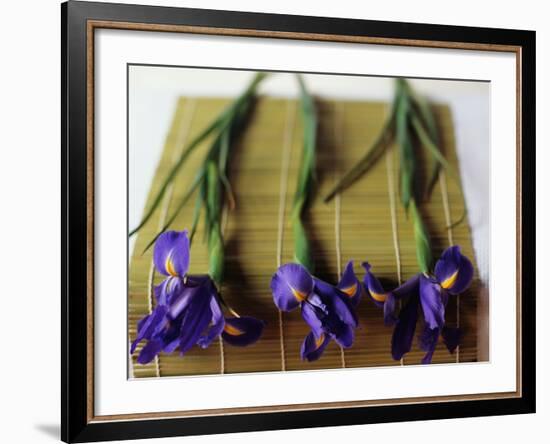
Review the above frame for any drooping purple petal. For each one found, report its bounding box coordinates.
[391,294,419,361]
[162,316,184,353]
[270,263,314,311]
[434,246,474,295]
[383,292,398,326]
[153,230,190,277]
[331,291,359,329]
[177,286,214,355]
[301,301,325,337]
[167,285,198,320]
[361,262,388,307]
[419,326,440,364]
[131,305,168,354]
[337,261,362,307]
[307,292,328,313]
[300,331,331,362]
[314,278,358,328]
[334,323,354,348]
[163,338,180,353]
[393,274,421,299]
[441,326,462,354]
[419,274,445,330]
[136,313,151,335]
[137,339,164,364]
[154,276,185,306]
[385,275,420,325]
[197,295,225,349]
[221,316,265,346]
[166,275,212,320]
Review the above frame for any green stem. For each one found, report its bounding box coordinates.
[291,75,318,273]
[410,198,433,273]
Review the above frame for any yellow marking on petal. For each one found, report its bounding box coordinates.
[341,283,357,297]
[165,256,178,277]
[441,270,459,289]
[224,324,244,336]
[369,291,387,303]
[291,286,308,302]
[315,333,325,349]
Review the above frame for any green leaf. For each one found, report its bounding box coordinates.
[410,114,450,170]
[408,91,442,198]
[141,168,205,253]
[129,114,226,237]
[200,176,210,243]
[290,75,318,273]
[324,88,401,203]
[395,82,414,211]
[324,118,394,202]
[129,72,267,237]
[411,114,468,227]
[410,89,439,146]
[206,160,221,218]
[218,127,236,209]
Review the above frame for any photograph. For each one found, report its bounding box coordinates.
[59,2,535,441]
[0,0,543,442]
[128,67,490,378]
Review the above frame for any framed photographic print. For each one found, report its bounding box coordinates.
[61,0,536,442]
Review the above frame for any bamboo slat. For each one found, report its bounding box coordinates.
[128,96,483,378]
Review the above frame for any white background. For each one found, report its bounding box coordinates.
[0,0,546,443]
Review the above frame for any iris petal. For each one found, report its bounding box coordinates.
[197,295,225,349]
[221,316,265,346]
[419,274,445,330]
[384,274,421,326]
[300,331,331,362]
[137,339,164,364]
[167,284,197,319]
[391,294,419,361]
[393,274,421,299]
[419,326,440,364]
[383,292,398,326]
[153,230,190,277]
[331,291,359,329]
[163,339,180,353]
[434,246,474,294]
[361,262,388,307]
[162,316,184,353]
[301,301,325,337]
[337,261,362,307]
[177,287,213,355]
[133,272,266,363]
[334,323,354,348]
[314,279,358,328]
[154,276,185,306]
[270,263,314,311]
[131,305,168,354]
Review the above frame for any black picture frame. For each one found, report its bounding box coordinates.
[62,1,536,442]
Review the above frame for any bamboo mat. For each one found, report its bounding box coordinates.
[128,96,483,378]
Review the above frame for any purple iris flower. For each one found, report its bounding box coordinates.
[131,230,264,364]
[270,261,360,362]
[363,246,473,364]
